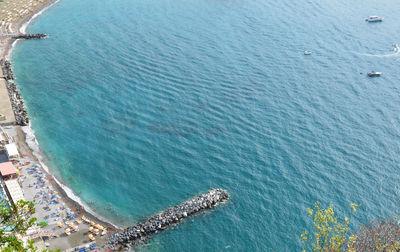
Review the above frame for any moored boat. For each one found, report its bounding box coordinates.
[367,71,382,77]
[365,16,383,22]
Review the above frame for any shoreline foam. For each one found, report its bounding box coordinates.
[6,0,59,60]
[22,125,121,229]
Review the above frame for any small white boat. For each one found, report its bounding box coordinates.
[367,71,382,77]
[365,16,384,22]
[304,51,312,55]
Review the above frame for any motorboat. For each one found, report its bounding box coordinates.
[365,16,383,22]
[304,51,312,55]
[367,71,382,77]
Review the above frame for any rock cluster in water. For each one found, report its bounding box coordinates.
[106,189,229,250]
[12,33,47,40]
[0,59,29,125]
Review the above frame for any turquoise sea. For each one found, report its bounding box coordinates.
[11,0,400,250]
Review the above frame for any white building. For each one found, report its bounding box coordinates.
[4,179,24,206]
[5,143,18,159]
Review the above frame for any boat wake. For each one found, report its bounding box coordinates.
[354,44,400,58]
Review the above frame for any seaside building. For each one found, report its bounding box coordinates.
[4,179,24,206]
[0,162,24,206]
[0,161,17,181]
[5,143,19,159]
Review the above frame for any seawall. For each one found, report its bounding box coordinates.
[0,59,29,126]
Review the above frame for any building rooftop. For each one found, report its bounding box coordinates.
[5,143,18,157]
[0,161,16,176]
[4,179,24,204]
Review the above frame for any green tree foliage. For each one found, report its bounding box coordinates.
[301,202,400,251]
[301,201,359,252]
[0,199,38,251]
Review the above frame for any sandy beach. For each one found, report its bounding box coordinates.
[0,0,120,250]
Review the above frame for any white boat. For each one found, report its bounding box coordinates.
[365,16,383,22]
[367,71,382,77]
[304,51,312,55]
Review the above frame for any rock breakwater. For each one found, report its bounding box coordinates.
[106,189,229,250]
[0,59,29,125]
[12,33,47,40]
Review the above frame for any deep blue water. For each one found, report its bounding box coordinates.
[11,0,400,250]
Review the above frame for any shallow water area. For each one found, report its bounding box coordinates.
[11,0,400,250]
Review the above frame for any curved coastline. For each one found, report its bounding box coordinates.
[21,125,121,230]
[6,0,59,60]
[3,0,122,231]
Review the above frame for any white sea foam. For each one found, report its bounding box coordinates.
[22,125,49,172]
[20,0,60,34]
[6,0,60,60]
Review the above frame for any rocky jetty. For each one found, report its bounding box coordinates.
[0,59,29,125]
[1,59,13,80]
[12,33,47,40]
[106,189,229,250]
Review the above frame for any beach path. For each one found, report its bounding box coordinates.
[0,73,16,125]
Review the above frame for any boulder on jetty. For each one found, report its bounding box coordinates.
[106,189,229,250]
[0,59,13,80]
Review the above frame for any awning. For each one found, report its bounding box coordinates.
[5,143,19,158]
[4,179,24,205]
[0,161,16,176]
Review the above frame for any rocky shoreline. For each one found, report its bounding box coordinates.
[106,189,229,250]
[0,59,29,126]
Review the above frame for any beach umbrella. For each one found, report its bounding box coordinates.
[88,234,95,241]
